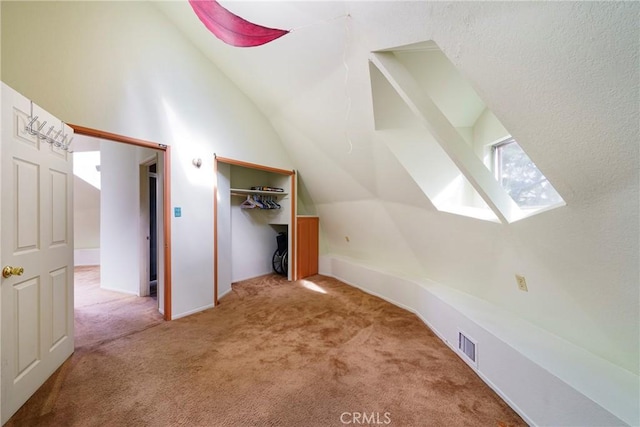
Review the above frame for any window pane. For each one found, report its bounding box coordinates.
[495,139,563,208]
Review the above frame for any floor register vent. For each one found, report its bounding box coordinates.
[458,330,477,368]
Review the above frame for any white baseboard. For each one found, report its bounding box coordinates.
[74,248,100,266]
[171,303,215,320]
[218,287,233,300]
[99,285,139,296]
[320,255,636,427]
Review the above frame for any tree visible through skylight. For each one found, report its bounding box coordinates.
[370,40,566,222]
[493,138,563,208]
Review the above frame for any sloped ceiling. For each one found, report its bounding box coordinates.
[155,1,639,372]
[155,1,638,203]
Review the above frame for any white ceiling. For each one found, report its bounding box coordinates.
[155,1,354,119]
[153,0,497,209]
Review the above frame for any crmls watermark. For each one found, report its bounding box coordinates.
[340,412,391,425]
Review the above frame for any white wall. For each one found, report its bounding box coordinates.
[230,201,280,282]
[73,176,100,266]
[100,143,138,294]
[72,139,102,266]
[1,1,294,317]
[100,143,158,294]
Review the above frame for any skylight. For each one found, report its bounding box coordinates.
[73,151,101,190]
[493,137,563,209]
[369,41,565,223]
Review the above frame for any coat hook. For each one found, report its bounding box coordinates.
[25,116,39,134]
[63,137,74,151]
[37,120,47,134]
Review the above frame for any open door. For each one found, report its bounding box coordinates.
[1,83,74,423]
[139,157,160,304]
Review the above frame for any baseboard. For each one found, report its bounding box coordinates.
[320,255,636,427]
[99,285,139,296]
[171,303,215,320]
[218,287,233,300]
[74,248,100,266]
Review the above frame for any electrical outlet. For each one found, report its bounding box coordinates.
[515,274,528,292]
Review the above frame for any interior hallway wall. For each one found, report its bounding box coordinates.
[100,143,152,294]
[73,176,100,266]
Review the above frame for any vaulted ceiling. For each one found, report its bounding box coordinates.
[153,1,638,211]
[151,1,639,375]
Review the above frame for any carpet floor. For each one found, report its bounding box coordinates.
[6,271,525,426]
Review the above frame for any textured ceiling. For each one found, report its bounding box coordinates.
[152,0,639,374]
[155,1,638,201]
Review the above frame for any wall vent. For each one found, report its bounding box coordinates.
[458,330,477,368]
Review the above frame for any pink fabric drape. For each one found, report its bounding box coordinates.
[189,0,289,47]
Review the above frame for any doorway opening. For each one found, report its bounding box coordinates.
[71,135,170,350]
[69,124,172,320]
[149,163,158,299]
[139,158,159,303]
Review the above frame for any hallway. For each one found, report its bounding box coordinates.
[74,266,163,350]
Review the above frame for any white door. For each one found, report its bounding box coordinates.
[1,83,74,423]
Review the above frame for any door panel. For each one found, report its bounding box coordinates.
[50,267,69,347]
[15,278,40,376]
[50,169,68,245]
[15,159,40,252]
[1,83,74,423]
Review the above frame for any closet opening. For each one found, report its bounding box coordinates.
[214,156,296,305]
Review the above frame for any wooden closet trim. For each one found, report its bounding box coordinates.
[215,156,294,176]
[214,156,297,306]
[68,124,173,321]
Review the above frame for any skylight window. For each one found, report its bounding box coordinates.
[73,151,101,190]
[369,40,566,223]
[493,138,563,208]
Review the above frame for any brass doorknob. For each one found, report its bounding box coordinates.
[2,266,24,278]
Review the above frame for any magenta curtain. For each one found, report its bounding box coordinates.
[189,0,289,47]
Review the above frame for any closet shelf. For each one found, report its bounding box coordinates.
[230,188,289,197]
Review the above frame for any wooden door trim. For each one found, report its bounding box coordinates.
[213,157,219,305]
[215,155,294,176]
[68,124,172,321]
[290,172,296,280]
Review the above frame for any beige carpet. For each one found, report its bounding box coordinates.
[7,271,525,426]
[74,266,164,350]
